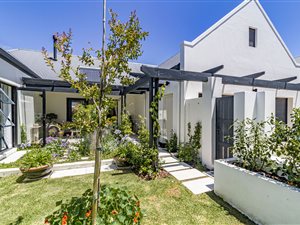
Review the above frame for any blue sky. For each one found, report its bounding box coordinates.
[0,0,300,65]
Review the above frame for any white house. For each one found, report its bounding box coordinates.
[159,0,300,168]
[0,46,153,158]
[1,0,300,169]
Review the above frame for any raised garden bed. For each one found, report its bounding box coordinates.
[214,159,300,225]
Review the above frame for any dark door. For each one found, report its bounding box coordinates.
[275,98,288,124]
[216,96,234,159]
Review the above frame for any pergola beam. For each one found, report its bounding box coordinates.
[274,76,297,83]
[123,76,150,95]
[141,66,210,82]
[243,71,265,79]
[202,65,224,74]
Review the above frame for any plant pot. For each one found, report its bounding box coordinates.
[113,157,131,169]
[20,165,53,180]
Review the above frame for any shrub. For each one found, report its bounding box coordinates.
[269,109,300,185]
[166,130,178,153]
[115,141,136,163]
[19,148,53,170]
[178,143,196,163]
[119,111,133,136]
[230,119,272,172]
[45,137,68,158]
[129,145,158,178]
[116,116,159,179]
[231,114,300,187]
[72,137,91,157]
[20,124,27,144]
[102,133,118,153]
[45,186,142,225]
[178,122,202,165]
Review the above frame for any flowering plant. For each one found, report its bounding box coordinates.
[45,137,68,158]
[45,186,142,225]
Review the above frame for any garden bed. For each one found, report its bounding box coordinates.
[214,159,300,225]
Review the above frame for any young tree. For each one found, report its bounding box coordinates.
[43,9,148,225]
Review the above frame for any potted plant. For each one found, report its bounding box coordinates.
[19,148,54,180]
[113,142,134,169]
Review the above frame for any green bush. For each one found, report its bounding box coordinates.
[230,119,272,172]
[116,116,159,179]
[178,143,196,163]
[19,148,53,170]
[166,130,178,153]
[20,124,27,144]
[72,137,91,157]
[178,122,202,165]
[102,133,118,153]
[231,112,300,187]
[45,137,67,158]
[45,186,142,225]
[115,141,136,160]
[269,109,300,185]
[119,111,133,136]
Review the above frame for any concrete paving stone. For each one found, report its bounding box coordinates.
[0,151,27,164]
[170,168,207,181]
[182,177,214,195]
[158,149,171,158]
[50,164,116,179]
[160,156,178,164]
[162,162,192,172]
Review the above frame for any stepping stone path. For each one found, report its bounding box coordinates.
[50,163,116,179]
[159,149,214,195]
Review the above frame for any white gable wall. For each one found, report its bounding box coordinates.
[182,0,300,99]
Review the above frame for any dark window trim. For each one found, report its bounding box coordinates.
[249,27,257,48]
[66,98,87,122]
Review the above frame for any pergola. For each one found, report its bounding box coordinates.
[124,65,300,147]
[21,65,300,147]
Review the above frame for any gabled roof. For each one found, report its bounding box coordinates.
[182,0,300,68]
[0,48,40,78]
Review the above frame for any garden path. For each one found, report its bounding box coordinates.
[159,149,214,195]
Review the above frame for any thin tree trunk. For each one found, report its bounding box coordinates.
[91,128,102,225]
[92,0,106,224]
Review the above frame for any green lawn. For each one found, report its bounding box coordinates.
[0,171,254,225]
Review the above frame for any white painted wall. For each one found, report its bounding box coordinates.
[234,92,257,121]
[46,92,83,122]
[126,94,146,130]
[215,160,300,225]
[201,77,223,169]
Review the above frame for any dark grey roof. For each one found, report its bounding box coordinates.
[8,49,156,84]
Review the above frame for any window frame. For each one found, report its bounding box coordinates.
[249,27,257,48]
[66,98,87,122]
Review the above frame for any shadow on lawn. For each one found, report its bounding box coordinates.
[111,169,133,176]
[206,191,255,225]
[15,175,42,184]
[8,216,24,225]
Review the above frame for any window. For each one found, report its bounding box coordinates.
[66,98,87,122]
[275,98,288,124]
[249,28,256,47]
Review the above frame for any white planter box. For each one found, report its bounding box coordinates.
[214,159,300,225]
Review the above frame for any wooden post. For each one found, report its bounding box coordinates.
[42,90,46,146]
[149,78,154,147]
[154,78,159,148]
